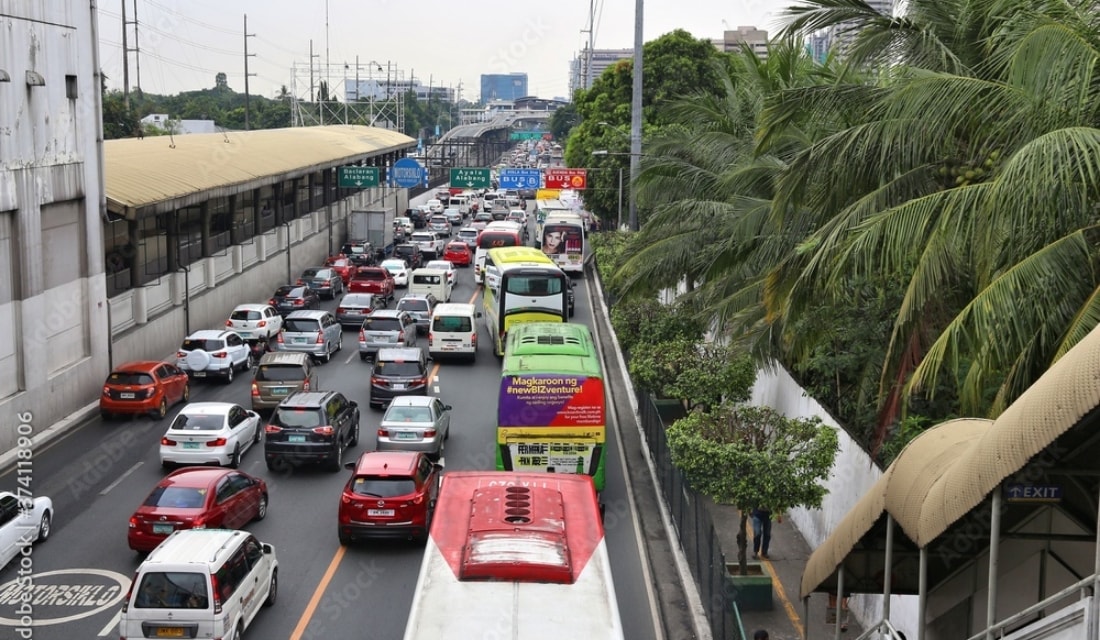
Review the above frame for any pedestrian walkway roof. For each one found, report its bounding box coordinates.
[802,322,1100,597]
[105,125,415,219]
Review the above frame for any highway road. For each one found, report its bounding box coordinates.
[0,200,659,640]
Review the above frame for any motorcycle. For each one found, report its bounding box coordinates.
[247,337,272,360]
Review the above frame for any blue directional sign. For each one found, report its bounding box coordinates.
[499,168,542,190]
[1004,483,1063,503]
[389,157,428,188]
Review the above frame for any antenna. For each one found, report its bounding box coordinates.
[722,19,731,31]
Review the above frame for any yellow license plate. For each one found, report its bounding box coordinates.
[156,628,186,638]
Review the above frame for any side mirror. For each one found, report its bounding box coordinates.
[443,405,452,411]
[348,400,357,408]
[262,543,274,554]
[476,312,483,318]
[344,461,357,470]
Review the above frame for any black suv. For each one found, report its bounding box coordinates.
[405,208,426,229]
[264,391,360,471]
[369,347,430,410]
[392,243,423,269]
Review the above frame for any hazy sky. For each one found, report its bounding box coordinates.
[95,0,799,101]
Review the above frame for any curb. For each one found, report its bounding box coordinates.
[0,401,100,475]
[588,264,713,640]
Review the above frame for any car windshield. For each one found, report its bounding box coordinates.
[230,310,262,321]
[374,361,422,377]
[108,371,155,385]
[134,572,209,610]
[254,365,306,382]
[144,486,206,508]
[384,406,432,422]
[351,476,416,498]
[283,319,321,333]
[170,413,224,431]
[181,339,224,352]
[363,318,403,332]
[398,299,429,312]
[271,408,323,429]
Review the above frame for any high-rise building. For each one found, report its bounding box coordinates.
[569,48,634,94]
[713,26,770,59]
[480,73,528,104]
[822,0,896,59]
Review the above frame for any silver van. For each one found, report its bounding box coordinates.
[358,309,417,360]
[275,310,342,362]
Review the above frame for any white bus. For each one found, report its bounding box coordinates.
[402,471,624,640]
[534,198,575,242]
[540,210,586,275]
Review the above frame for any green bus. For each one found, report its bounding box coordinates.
[496,322,607,491]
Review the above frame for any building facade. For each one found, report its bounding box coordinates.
[570,48,633,94]
[479,73,528,104]
[713,26,770,59]
[818,0,896,59]
[0,3,111,445]
[344,79,454,103]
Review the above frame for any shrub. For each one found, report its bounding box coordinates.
[610,298,705,354]
[629,339,756,410]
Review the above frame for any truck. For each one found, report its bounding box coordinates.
[348,210,394,257]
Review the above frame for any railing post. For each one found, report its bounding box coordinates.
[986,488,1001,640]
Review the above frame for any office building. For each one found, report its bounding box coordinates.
[344,79,453,103]
[823,0,896,59]
[570,48,633,94]
[713,26,770,59]
[479,74,528,104]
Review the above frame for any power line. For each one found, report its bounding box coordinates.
[143,0,239,35]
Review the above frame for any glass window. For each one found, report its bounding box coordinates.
[108,371,156,385]
[134,572,209,609]
[431,316,471,332]
[385,406,432,422]
[374,361,422,377]
[284,319,322,333]
[363,318,403,332]
[181,339,225,352]
[271,408,322,429]
[143,486,206,508]
[505,276,562,296]
[170,413,224,431]
[254,365,306,382]
[351,477,415,497]
[231,310,262,321]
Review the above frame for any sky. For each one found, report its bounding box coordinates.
[95,0,798,102]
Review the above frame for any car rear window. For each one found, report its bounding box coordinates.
[398,299,429,312]
[301,268,320,278]
[274,286,302,297]
[341,295,374,307]
[363,318,403,332]
[283,319,321,333]
[254,364,307,382]
[385,406,432,422]
[271,408,323,429]
[108,371,155,385]
[432,316,472,332]
[354,271,383,280]
[231,310,262,321]
[373,361,423,377]
[144,486,206,508]
[134,572,209,609]
[169,414,224,431]
[351,477,415,498]
[181,339,224,352]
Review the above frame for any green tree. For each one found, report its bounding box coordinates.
[101,88,141,139]
[666,404,838,574]
[629,338,756,411]
[548,103,579,140]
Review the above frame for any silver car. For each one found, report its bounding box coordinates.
[377,396,451,460]
[396,294,437,336]
[336,293,386,328]
[358,309,417,361]
[275,310,343,362]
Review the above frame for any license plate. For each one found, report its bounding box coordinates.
[367,509,394,517]
[273,388,289,396]
[152,523,174,535]
[392,384,405,391]
[155,627,186,638]
[192,371,206,377]
[442,345,456,351]
[394,431,419,440]
[288,434,306,443]
[120,392,136,399]
[238,331,252,338]
[295,337,308,344]
[182,442,200,449]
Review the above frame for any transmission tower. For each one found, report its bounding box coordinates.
[120,0,142,110]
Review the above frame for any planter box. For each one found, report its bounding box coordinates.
[725,562,774,611]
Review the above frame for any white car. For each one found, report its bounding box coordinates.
[380,258,410,287]
[424,259,456,286]
[411,232,444,258]
[225,304,283,341]
[0,491,52,569]
[426,199,444,213]
[176,330,253,384]
[160,402,262,469]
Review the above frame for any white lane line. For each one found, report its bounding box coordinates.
[98,610,121,636]
[344,350,356,365]
[99,462,143,496]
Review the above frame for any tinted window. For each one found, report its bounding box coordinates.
[351,477,416,497]
[170,413,224,431]
[271,408,323,429]
[354,271,383,280]
[363,318,403,331]
[284,319,321,333]
[254,364,306,382]
[432,316,472,332]
[134,572,209,609]
[274,286,304,297]
[144,486,206,508]
[385,406,432,422]
[398,300,429,312]
[182,339,225,352]
[505,276,563,296]
[478,232,519,249]
[374,361,423,377]
[412,274,441,285]
[301,268,320,278]
[231,310,262,321]
[341,295,375,307]
[108,371,155,385]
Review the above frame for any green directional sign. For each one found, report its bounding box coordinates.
[450,167,491,189]
[509,131,544,141]
[338,166,380,188]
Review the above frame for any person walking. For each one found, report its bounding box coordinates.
[752,507,776,559]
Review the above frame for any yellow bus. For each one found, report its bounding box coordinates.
[482,247,569,356]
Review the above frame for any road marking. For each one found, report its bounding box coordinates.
[344,349,356,365]
[289,545,347,640]
[97,611,120,636]
[99,461,143,496]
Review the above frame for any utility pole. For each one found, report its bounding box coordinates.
[120,0,142,110]
[309,40,318,102]
[629,0,644,231]
[585,0,596,89]
[355,55,360,102]
[243,15,256,130]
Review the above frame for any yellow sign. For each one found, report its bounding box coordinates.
[536,189,561,200]
[497,427,606,443]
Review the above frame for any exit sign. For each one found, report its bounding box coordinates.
[1004,483,1062,503]
[338,166,380,188]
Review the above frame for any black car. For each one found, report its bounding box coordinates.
[264,391,360,471]
[392,243,423,270]
[269,285,321,316]
[369,347,430,410]
[406,208,427,229]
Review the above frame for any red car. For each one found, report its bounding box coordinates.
[338,451,441,544]
[348,266,395,301]
[442,241,472,267]
[127,467,268,552]
[100,361,190,420]
[325,255,356,285]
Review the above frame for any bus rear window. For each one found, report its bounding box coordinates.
[478,232,519,249]
[505,276,563,296]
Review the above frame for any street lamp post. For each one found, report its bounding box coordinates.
[593,149,631,230]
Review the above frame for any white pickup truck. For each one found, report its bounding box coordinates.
[410,231,444,258]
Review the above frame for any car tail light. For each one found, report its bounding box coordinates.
[210,575,223,615]
[206,438,228,447]
[225,320,233,327]
[294,299,304,306]
[358,329,366,341]
[296,279,305,285]
[121,571,138,613]
[265,424,283,434]
[212,352,228,358]
[176,351,186,358]
[128,516,138,529]
[303,378,311,391]
[424,429,437,438]
[269,298,276,306]
[102,386,110,396]
[251,383,260,397]
[411,493,426,505]
[161,437,177,446]
[313,426,334,436]
[337,308,345,314]
[471,332,477,347]
[276,332,285,344]
[192,516,206,529]
[316,332,324,344]
[427,332,433,346]
[258,320,267,328]
[371,376,387,387]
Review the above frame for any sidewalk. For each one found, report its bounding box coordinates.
[710,502,863,640]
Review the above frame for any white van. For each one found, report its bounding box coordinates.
[428,303,481,361]
[447,195,470,215]
[409,268,452,302]
[120,529,278,640]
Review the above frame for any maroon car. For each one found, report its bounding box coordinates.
[127,467,268,552]
[348,266,395,301]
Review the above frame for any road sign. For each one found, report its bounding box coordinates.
[499,168,542,189]
[544,168,587,190]
[390,157,428,188]
[1004,483,1063,503]
[509,131,545,141]
[338,166,380,188]
[450,167,491,189]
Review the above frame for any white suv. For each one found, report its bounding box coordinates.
[177,329,253,383]
[120,529,277,640]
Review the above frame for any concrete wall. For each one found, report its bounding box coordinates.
[0,2,111,448]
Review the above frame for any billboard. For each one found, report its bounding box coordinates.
[498,374,605,427]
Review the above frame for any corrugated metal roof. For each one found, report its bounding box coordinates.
[105,125,414,217]
[800,322,1100,598]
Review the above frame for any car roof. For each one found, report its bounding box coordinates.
[185,329,230,339]
[386,396,436,408]
[145,529,250,565]
[111,360,168,373]
[177,402,237,415]
[278,390,337,407]
[352,450,421,475]
[233,303,272,311]
[369,309,404,318]
[381,259,407,267]
[376,347,423,360]
[285,310,329,319]
[399,293,434,300]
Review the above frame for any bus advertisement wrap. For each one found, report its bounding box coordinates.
[499,374,605,426]
[496,429,606,488]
